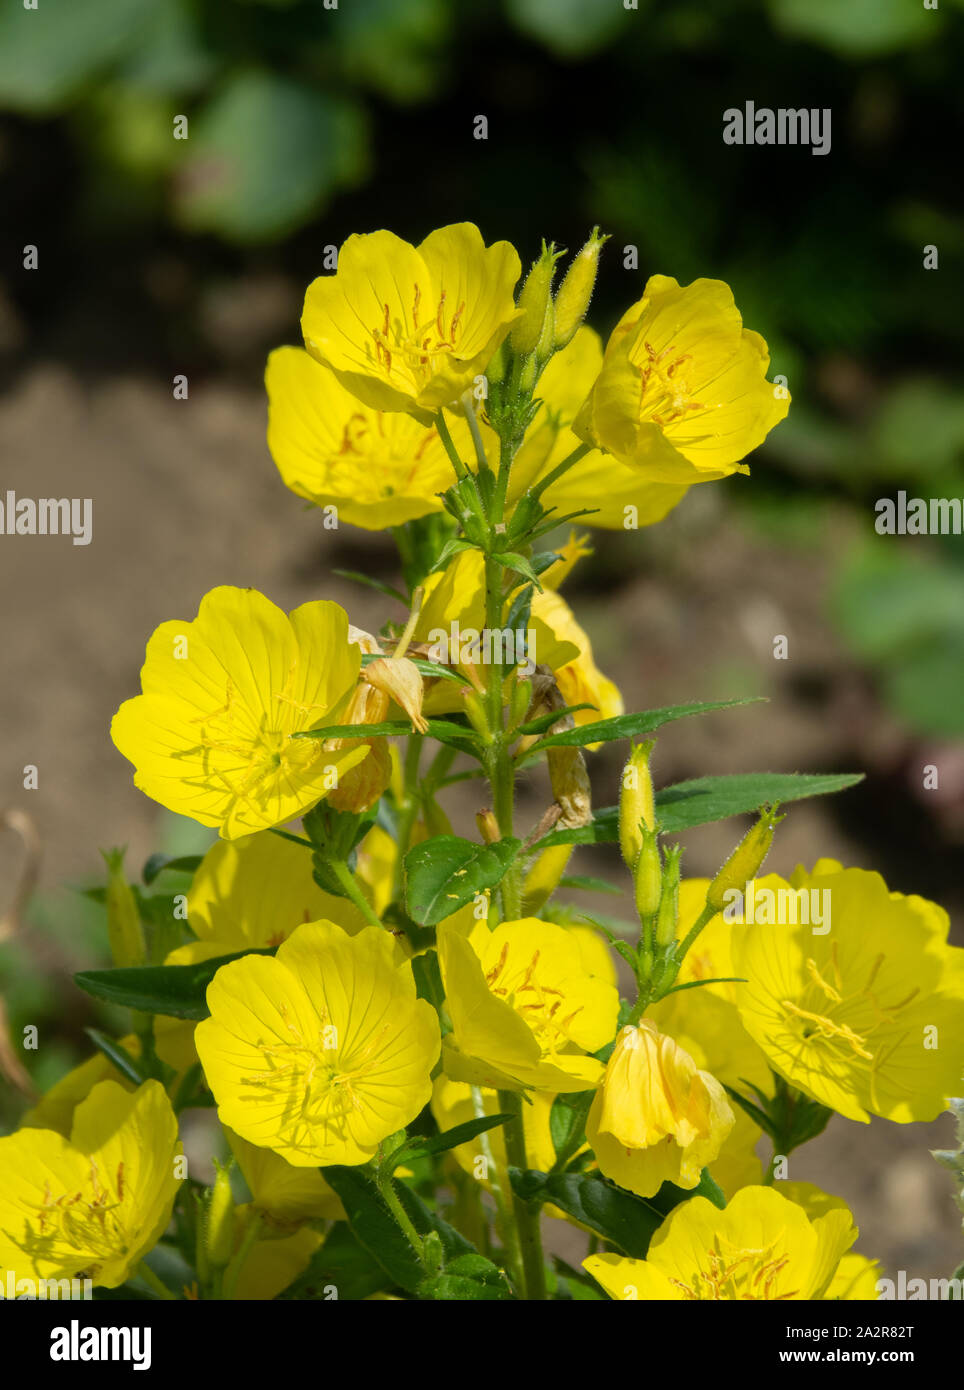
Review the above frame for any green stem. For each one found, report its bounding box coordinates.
[137,1261,178,1301]
[530,442,591,501]
[392,735,423,898]
[675,900,718,965]
[377,1172,426,1262]
[497,1090,547,1300]
[326,857,384,930]
[435,411,470,479]
[462,392,490,472]
[470,1084,521,1284]
[219,1210,263,1301]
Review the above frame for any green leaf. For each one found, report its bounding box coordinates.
[549,1090,595,1170]
[391,1114,513,1168]
[509,1170,664,1258]
[513,703,596,738]
[519,699,761,761]
[175,72,368,243]
[536,771,864,846]
[404,835,521,926]
[429,538,475,574]
[492,550,543,589]
[142,853,202,886]
[74,948,274,1020]
[294,717,478,746]
[557,875,621,896]
[277,1223,389,1301]
[419,1253,513,1301]
[411,949,447,1020]
[321,1167,424,1294]
[83,1029,147,1086]
[333,570,407,605]
[0,0,149,113]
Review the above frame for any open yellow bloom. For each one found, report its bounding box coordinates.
[266,345,479,529]
[509,327,690,528]
[0,1080,182,1288]
[573,276,789,484]
[225,1128,343,1227]
[195,921,440,1166]
[437,916,618,1093]
[301,223,521,416]
[585,1185,856,1300]
[587,1021,734,1198]
[731,862,964,1123]
[111,586,369,839]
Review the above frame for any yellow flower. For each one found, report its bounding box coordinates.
[531,552,623,735]
[195,921,440,1166]
[584,1185,856,1300]
[189,830,370,950]
[586,1021,734,1198]
[111,586,370,839]
[573,276,789,484]
[266,345,479,529]
[225,1128,343,1227]
[431,1076,558,1178]
[20,1035,143,1136]
[731,863,964,1123]
[509,327,690,527]
[301,223,521,416]
[437,916,618,1093]
[0,1080,182,1288]
[231,1211,323,1300]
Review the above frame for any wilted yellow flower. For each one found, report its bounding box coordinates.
[437,917,618,1093]
[266,346,477,529]
[0,1080,182,1287]
[195,921,440,1166]
[587,1021,734,1198]
[508,327,690,528]
[585,1185,856,1300]
[301,223,521,416]
[111,587,369,839]
[731,863,964,1123]
[573,276,789,484]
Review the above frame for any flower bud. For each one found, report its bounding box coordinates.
[507,673,533,733]
[486,340,507,386]
[522,844,573,914]
[510,241,563,356]
[204,1161,237,1272]
[706,806,784,913]
[553,227,609,350]
[618,740,656,872]
[633,827,662,922]
[476,808,500,844]
[654,843,683,948]
[101,848,146,969]
[548,744,592,829]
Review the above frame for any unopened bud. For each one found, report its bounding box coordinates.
[510,241,564,356]
[654,844,683,947]
[486,340,507,386]
[462,687,489,737]
[553,227,609,350]
[476,808,500,844]
[548,745,592,829]
[618,740,656,871]
[522,844,573,915]
[508,674,533,733]
[633,827,662,922]
[102,848,146,969]
[204,1161,237,1271]
[706,806,784,913]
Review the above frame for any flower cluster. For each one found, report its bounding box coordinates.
[3,224,960,1303]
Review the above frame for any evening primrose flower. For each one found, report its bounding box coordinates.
[266,346,477,529]
[731,863,964,1124]
[301,223,521,416]
[508,327,690,528]
[225,1129,343,1227]
[573,276,789,485]
[111,586,369,839]
[195,921,440,1166]
[0,1080,181,1287]
[584,1185,856,1300]
[437,917,619,1093]
[587,1021,734,1198]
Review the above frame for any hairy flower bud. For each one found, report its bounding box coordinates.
[204,1161,237,1272]
[619,740,656,872]
[654,843,683,948]
[706,806,784,913]
[553,227,609,350]
[510,241,564,356]
[101,848,146,969]
[633,826,662,922]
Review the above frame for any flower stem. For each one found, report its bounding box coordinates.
[392,735,423,898]
[497,1090,547,1300]
[326,857,384,930]
[376,1171,426,1262]
[137,1261,177,1301]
